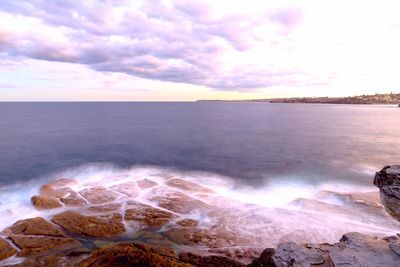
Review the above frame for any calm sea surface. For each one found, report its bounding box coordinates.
[0,102,399,186]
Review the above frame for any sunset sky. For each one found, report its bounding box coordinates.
[1,0,400,101]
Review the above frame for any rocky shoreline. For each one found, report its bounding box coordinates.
[0,166,399,266]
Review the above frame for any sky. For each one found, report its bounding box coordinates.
[1,0,400,101]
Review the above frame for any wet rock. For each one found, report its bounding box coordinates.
[176,219,199,227]
[2,217,68,237]
[87,203,122,213]
[179,252,245,267]
[165,178,214,193]
[148,188,209,214]
[39,179,78,197]
[38,179,88,207]
[79,243,192,267]
[273,242,324,267]
[11,248,91,267]
[248,248,276,267]
[1,217,79,257]
[9,235,78,257]
[78,186,119,205]
[110,182,139,197]
[137,178,158,189]
[0,237,17,261]
[325,232,400,267]
[164,228,236,248]
[374,165,400,221]
[31,195,62,210]
[60,190,88,206]
[52,211,125,237]
[125,201,175,228]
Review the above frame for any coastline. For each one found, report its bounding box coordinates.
[0,166,399,266]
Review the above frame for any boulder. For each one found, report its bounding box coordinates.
[273,242,324,267]
[248,248,276,267]
[165,178,214,193]
[148,188,209,214]
[0,237,17,260]
[179,252,245,267]
[31,195,62,209]
[1,217,79,257]
[137,179,158,189]
[374,165,400,221]
[79,243,192,267]
[52,211,125,238]
[125,201,175,229]
[2,217,68,237]
[78,186,119,205]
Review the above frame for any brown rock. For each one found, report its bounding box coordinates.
[179,252,245,267]
[165,178,214,193]
[87,203,122,213]
[52,211,125,237]
[2,217,67,237]
[110,182,138,197]
[137,178,158,189]
[0,237,17,261]
[148,188,209,214]
[125,201,175,228]
[176,219,199,228]
[31,195,62,210]
[39,179,78,197]
[1,217,79,257]
[164,228,235,248]
[10,235,78,257]
[60,190,88,206]
[79,186,119,204]
[79,243,192,267]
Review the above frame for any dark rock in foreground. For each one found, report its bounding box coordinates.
[374,165,400,221]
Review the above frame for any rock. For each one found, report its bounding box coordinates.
[110,182,139,197]
[148,187,209,214]
[31,195,62,209]
[60,190,88,206]
[79,243,192,267]
[248,248,276,267]
[52,211,125,238]
[2,217,68,237]
[78,186,119,205]
[179,252,245,267]
[374,165,400,221]
[9,235,78,257]
[137,178,158,189]
[38,179,88,207]
[125,201,175,229]
[0,237,17,261]
[1,217,79,257]
[164,228,236,248]
[176,219,199,227]
[325,232,400,267]
[273,242,324,267]
[165,178,214,193]
[10,248,91,267]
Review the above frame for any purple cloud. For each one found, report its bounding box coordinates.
[0,0,307,90]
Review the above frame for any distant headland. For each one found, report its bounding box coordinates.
[198,93,400,105]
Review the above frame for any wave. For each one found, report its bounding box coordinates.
[0,163,399,248]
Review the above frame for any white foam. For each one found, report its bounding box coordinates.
[0,163,399,248]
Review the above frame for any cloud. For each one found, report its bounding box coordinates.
[1,0,400,93]
[0,0,309,90]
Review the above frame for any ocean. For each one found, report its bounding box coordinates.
[0,102,399,252]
